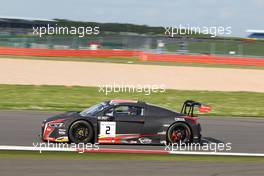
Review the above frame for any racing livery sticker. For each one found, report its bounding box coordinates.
[99,121,116,138]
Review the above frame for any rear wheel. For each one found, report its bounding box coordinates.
[69,120,94,144]
[167,123,192,144]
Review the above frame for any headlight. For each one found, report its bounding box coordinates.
[48,122,64,128]
[47,119,65,128]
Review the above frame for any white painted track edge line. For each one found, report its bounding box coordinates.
[0,145,264,156]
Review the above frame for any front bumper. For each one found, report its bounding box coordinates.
[41,121,69,143]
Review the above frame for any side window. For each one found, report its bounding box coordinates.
[107,106,144,117]
[115,106,129,115]
[127,106,144,116]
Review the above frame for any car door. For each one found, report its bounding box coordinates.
[98,105,145,144]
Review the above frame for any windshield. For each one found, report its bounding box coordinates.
[79,102,108,116]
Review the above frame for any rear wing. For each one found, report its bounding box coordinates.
[180,100,211,117]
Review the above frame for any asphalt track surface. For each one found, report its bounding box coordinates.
[1,110,264,176]
[1,158,264,176]
[0,110,263,153]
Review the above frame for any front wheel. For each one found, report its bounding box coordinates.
[167,123,192,144]
[68,120,94,144]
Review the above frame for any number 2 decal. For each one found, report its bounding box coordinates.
[100,122,116,137]
[105,126,111,135]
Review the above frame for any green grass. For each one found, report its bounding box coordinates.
[0,84,263,117]
[0,151,263,162]
[1,55,264,70]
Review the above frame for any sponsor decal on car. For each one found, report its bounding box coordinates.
[99,121,116,137]
[58,129,66,135]
[98,121,116,143]
[138,137,152,144]
[174,117,185,121]
[97,116,111,120]
[157,131,166,135]
[55,136,69,142]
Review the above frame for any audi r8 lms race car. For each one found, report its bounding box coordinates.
[41,100,211,145]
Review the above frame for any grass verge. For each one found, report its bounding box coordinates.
[0,151,263,162]
[0,84,263,117]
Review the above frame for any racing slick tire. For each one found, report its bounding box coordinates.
[166,122,192,144]
[69,120,94,144]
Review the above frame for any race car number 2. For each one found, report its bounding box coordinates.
[100,122,116,137]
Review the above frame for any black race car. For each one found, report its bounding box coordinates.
[41,100,211,145]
